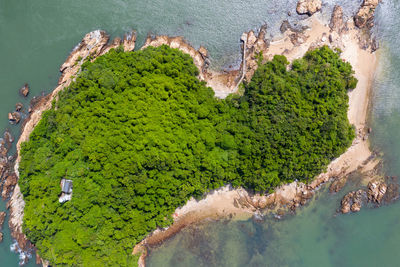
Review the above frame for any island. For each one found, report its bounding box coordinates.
[1,1,391,266]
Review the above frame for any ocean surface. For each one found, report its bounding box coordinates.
[0,0,398,266]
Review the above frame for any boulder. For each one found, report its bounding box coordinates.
[2,173,18,200]
[329,5,345,33]
[296,0,322,16]
[0,232,3,243]
[100,37,122,55]
[341,190,366,213]
[354,0,381,29]
[351,190,364,212]
[3,130,14,144]
[123,30,136,52]
[15,102,23,111]
[198,46,208,59]
[329,32,339,43]
[0,212,5,228]
[280,20,292,33]
[0,161,7,180]
[341,192,352,213]
[371,39,379,52]
[289,32,306,46]
[367,180,387,204]
[8,112,21,124]
[19,83,29,97]
[246,31,257,49]
[242,26,269,82]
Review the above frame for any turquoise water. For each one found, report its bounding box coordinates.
[0,0,398,266]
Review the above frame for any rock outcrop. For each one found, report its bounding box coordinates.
[0,211,5,243]
[329,5,345,33]
[101,37,122,55]
[341,176,399,214]
[19,84,29,97]
[123,31,137,52]
[241,25,269,82]
[59,30,110,85]
[8,182,32,252]
[0,137,10,182]
[2,173,18,200]
[296,0,322,16]
[354,0,380,29]
[0,211,6,228]
[367,180,387,204]
[341,189,366,213]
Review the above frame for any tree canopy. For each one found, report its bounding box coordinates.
[19,45,356,266]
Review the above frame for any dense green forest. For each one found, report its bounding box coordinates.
[19,45,356,266]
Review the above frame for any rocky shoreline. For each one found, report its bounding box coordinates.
[0,0,392,266]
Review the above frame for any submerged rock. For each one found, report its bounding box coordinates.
[330,176,348,193]
[296,0,322,16]
[371,38,379,52]
[3,129,14,144]
[19,83,29,97]
[0,232,3,242]
[280,20,292,33]
[383,181,399,203]
[15,102,23,111]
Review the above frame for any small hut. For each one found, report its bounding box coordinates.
[59,179,73,203]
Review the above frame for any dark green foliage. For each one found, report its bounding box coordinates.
[19,45,355,266]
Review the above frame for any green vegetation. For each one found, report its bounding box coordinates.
[19,45,356,266]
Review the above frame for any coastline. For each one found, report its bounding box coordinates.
[4,2,381,267]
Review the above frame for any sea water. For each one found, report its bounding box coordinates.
[0,0,397,266]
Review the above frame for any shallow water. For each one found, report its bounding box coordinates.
[0,0,397,266]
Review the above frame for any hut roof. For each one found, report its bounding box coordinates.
[61,179,73,194]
